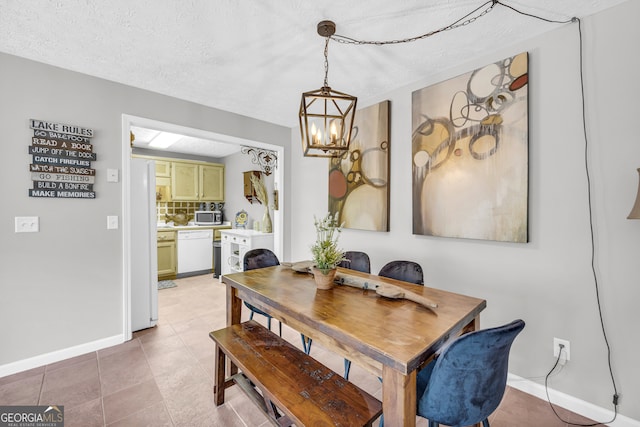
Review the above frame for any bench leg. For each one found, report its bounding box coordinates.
[214,343,226,406]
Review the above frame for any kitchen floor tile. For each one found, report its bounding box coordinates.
[99,346,154,396]
[154,362,211,395]
[0,366,44,387]
[145,346,198,378]
[106,401,172,427]
[140,333,186,357]
[40,358,101,408]
[46,351,97,373]
[162,380,242,427]
[98,337,143,359]
[0,372,43,405]
[65,397,104,427]
[42,358,99,390]
[134,321,177,344]
[40,375,101,409]
[102,379,163,425]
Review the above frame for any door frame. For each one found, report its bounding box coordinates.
[121,114,285,340]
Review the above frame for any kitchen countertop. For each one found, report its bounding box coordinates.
[219,228,273,236]
[157,221,232,231]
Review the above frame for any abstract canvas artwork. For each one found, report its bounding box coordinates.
[329,100,390,231]
[412,52,528,242]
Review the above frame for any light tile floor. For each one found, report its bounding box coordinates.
[0,274,602,426]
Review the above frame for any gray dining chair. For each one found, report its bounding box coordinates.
[243,248,281,336]
[378,260,424,285]
[338,251,371,274]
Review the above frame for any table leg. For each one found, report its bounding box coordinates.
[473,313,482,427]
[461,314,480,335]
[462,316,482,427]
[226,284,241,377]
[382,365,416,427]
[226,284,242,326]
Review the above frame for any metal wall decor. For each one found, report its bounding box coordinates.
[241,146,277,176]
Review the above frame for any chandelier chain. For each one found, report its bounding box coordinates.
[323,36,330,87]
[330,0,497,46]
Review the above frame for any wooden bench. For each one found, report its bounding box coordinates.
[209,320,382,426]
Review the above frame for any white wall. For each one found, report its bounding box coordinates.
[290,1,639,422]
[223,152,275,230]
[0,53,290,370]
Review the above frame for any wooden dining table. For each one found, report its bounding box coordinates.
[222,265,486,427]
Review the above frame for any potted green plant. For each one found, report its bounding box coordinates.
[310,212,346,289]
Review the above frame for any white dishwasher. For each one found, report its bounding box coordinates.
[177,229,214,276]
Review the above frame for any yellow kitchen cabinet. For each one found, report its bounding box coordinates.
[171,162,199,200]
[200,164,224,201]
[157,230,176,280]
[155,160,171,177]
[172,161,224,201]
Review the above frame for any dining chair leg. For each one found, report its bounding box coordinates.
[267,317,272,331]
[343,359,352,380]
[301,335,313,354]
[249,311,255,320]
[278,320,282,337]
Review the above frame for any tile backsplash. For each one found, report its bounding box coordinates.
[156,202,210,223]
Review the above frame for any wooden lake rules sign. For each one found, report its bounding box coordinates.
[28,119,97,199]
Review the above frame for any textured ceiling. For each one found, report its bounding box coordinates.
[0,0,627,131]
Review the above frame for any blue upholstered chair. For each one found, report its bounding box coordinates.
[243,249,281,336]
[415,319,525,426]
[379,319,525,427]
[378,260,424,285]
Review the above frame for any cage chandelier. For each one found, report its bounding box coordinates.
[299,21,357,158]
[297,2,497,158]
[297,1,571,158]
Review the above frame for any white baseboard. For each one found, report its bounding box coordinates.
[0,334,124,378]
[507,374,639,427]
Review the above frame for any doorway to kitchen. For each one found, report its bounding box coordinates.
[121,114,285,340]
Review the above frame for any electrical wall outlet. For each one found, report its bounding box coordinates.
[553,338,570,363]
[15,216,39,233]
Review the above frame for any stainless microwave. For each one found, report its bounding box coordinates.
[195,210,222,225]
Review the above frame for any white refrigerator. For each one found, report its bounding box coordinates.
[130,158,159,331]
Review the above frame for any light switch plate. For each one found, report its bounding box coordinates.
[107,215,119,229]
[15,216,39,233]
